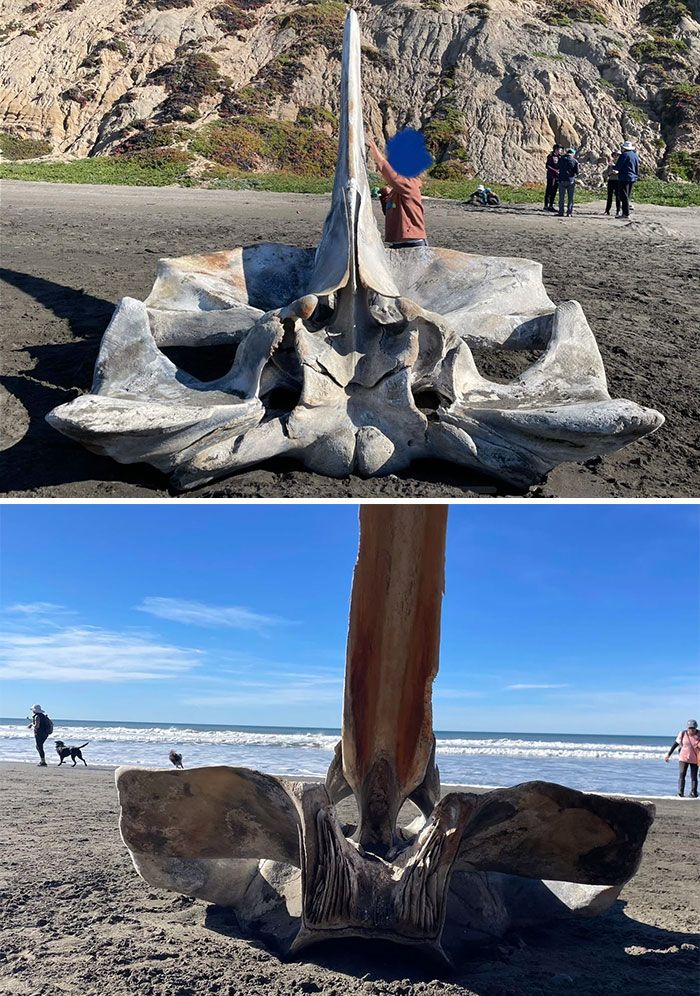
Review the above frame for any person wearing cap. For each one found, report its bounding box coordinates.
[27,704,52,767]
[367,136,428,248]
[544,143,561,211]
[557,147,580,217]
[665,719,699,797]
[614,140,640,219]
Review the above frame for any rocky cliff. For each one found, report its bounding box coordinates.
[0,0,698,183]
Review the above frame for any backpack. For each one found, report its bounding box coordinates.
[37,713,53,736]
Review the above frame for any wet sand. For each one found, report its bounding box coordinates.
[0,761,698,996]
[1,181,699,498]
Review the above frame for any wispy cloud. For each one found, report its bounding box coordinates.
[137,597,287,633]
[184,667,343,707]
[0,626,202,682]
[4,602,71,616]
[506,683,570,690]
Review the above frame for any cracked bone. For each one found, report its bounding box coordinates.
[116,506,654,963]
[47,11,663,489]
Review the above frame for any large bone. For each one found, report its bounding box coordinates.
[342,505,447,853]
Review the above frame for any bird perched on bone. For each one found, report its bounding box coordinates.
[169,750,184,769]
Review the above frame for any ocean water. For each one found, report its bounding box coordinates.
[0,718,677,797]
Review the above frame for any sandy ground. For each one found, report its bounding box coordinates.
[0,761,698,996]
[1,181,699,498]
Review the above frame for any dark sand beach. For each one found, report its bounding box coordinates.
[1,181,699,499]
[0,761,698,996]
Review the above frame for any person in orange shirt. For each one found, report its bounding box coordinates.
[367,136,428,249]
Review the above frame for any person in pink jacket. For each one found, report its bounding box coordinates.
[665,719,699,797]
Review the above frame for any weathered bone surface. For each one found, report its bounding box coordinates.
[47,12,663,490]
[116,506,654,964]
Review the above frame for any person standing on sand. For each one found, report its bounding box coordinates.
[665,719,699,797]
[28,704,53,767]
[615,140,640,219]
[603,154,621,216]
[367,136,428,248]
[544,144,561,211]
[557,148,580,217]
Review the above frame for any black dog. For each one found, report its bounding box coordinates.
[169,750,184,769]
[55,740,89,766]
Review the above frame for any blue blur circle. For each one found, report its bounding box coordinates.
[386,129,433,178]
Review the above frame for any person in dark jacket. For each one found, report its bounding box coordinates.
[615,141,639,218]
[28,704,51,766]
[558,148,580,217]
[603,154,620,216]
[544,144,561,211]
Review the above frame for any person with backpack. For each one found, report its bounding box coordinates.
[557,148,580,217]
[665,719,699,797]
[28,704,53,766]
[615,140,640,219]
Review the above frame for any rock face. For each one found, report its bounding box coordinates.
[1,0,698,182]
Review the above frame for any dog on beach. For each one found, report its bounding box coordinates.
[55,741,89,766]
[169,750,184,769]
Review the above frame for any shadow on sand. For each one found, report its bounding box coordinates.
[0,268,168,493]
[204,899,699,993]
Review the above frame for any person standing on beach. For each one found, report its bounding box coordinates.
[28,704,53,767]
[603,154,620,216]
[557,148,580,217]
[615,140,639,219]
[665,719,699,797]
[544,144,561,211]
[367,135,429,248]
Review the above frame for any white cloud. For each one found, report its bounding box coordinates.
[137,597,287,633]
[4,602,70,616]
[184,668,343,707]
[506,683,570,690]
[0,625,202,682]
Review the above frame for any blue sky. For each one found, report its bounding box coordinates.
[0,503,697,736]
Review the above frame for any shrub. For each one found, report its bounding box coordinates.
[210,3,256,32]
[152,52,223,120]
[119,148,194,172]
[0,132,51,159]
[466,2,489,17]
[424,104,467,161]
[62,86,96,107]
[630,37,689,69]
[666,150,700,182]
[61,0,84,9]
[661,83,700,128]
[114,125,189,154]
[190,116,337,174]
[421,0,443,11]
[361,45,393,68]
[429,158,473,180]
[277,2,345,50]
[24,3,42,12]
[640,0,692,32]
[0,19,22,39]
[539,1,607,26]
[297,104,337,132]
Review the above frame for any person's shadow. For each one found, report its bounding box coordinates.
[0,268,167,493]
[203,899,698,992]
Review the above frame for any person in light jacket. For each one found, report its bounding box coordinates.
[615,140,640,219]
